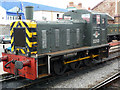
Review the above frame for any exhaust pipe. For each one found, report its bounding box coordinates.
[25,6,34,20]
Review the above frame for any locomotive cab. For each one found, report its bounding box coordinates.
[63,10,108,46]
[92,14,108,44]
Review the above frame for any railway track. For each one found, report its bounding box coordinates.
[0,45,120,89]
[91,72,120,90]
[0,74,20,83]
[15,55,120,89]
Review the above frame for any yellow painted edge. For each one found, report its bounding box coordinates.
[25,20,37,28]
[32,42,37,44]
[11,37,14,44]
[64,55,99,64]
[10,22,13,27]
[26,37,37,47]
[16,48,20,51]
[26,37,32,47]
[31,51,37,54]
[26,29,32,38]
[10,21,18,36]
[11,45,14,52]
[27,48,30,52]
[32,32,37,36]
[20,21,26,27]
[20,49,25,54]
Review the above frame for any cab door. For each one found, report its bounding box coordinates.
[92,14,101,46]
[101,15,107,44]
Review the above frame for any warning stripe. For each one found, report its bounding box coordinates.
[10,20,37,54]
[10,22,15,30]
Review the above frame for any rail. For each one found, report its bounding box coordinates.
[91,72,120,90]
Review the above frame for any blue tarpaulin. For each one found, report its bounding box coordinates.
[1,1,68,12]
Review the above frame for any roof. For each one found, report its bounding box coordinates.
[0,1,68,12]
[106,13,114,20]
[92,0,105,10]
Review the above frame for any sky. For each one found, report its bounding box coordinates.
[21,0,104,9]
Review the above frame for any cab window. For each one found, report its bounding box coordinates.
[81,14,90,23]
[102,18,106,27]
[93,15,100,27]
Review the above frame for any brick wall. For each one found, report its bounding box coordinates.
[92,0,116,17]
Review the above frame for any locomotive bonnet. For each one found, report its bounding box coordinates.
[1,6,109,80]
[11,7,108,55]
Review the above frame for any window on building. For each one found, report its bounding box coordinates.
[42,16,47,20]
[15,16,18,20]
[64,15,72,20]
[57,14,59,19]
[7,16,9,20]
[13,16,15,20]
[7,15,19,20]
[10,16,12,20]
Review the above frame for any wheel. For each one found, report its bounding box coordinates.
[69,61,82,70]
[107,37,112,42]
[53,60,67,75]
[84,58,96,66]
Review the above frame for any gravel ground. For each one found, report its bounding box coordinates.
[30,58,120,89]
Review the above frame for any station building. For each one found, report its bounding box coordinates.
[0,0,68,24]
[0,0,68,35]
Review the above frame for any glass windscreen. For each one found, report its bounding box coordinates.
[81,14,90,23]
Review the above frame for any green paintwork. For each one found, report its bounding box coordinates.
[107,24,120,36]
[35,9,108,54]
[64,10,108,46]
[36,21,85,54]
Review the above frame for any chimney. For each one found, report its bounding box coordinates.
[78,3,82,8]
[25,6,33,20]
[69,2,74,7]
[76,3,82,9]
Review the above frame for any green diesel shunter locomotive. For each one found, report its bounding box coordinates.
[107,24,120,42]
[0,7,109,80]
